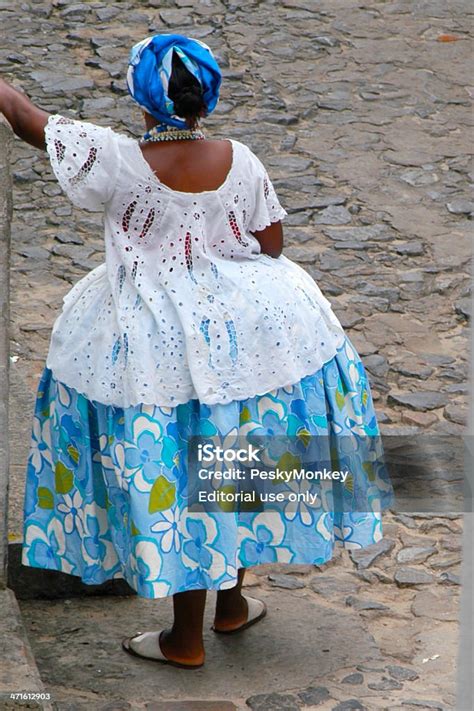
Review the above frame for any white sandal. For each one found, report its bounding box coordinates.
[211,595,267,634]
[122,630,204,668]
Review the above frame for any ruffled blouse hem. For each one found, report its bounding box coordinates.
[45,329,346,409]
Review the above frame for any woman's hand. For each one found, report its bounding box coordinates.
[0,78,50,150]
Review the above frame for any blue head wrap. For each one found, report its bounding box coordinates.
[126,33,222,130]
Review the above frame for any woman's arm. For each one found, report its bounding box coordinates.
[0,78,50,150]
[250,220,283,258]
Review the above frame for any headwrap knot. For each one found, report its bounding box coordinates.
[126,33,222,130]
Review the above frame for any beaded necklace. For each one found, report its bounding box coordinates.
[141,121,206,144]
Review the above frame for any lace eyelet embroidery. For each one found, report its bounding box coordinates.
[69,147,98,187]
[184,231,197,283]
[54,139,66,164]
[139,208,155,239]
[263,176,270,199]
[122,201,137,232]
[225,319,238,364]
[123,333,129,366]
[111,336,121,364]
[227,209,249,247]
[116,265,126,294]
[110,332,129,367]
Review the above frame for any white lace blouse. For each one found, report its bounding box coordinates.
[44,114,345,408]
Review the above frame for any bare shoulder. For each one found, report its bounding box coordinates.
[202,138,235,153]
[204,137,249,154]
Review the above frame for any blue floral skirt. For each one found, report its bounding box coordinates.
[22,336,393,598]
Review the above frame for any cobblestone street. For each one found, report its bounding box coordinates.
[1,0,471,709]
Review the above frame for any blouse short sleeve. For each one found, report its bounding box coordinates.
[44,114,121,211]
[246,149,288,233]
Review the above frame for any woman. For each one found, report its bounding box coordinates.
[1,34,392,668]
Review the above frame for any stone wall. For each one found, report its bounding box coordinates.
[0,122,12,588]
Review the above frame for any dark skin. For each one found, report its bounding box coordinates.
[1,78,275,665]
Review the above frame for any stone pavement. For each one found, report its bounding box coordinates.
[1,0,471,709]
[0,588,51,710]
[18,515,462,710]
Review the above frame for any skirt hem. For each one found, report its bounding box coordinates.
[21,529,386,600]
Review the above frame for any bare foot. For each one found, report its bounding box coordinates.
[159,628,205,666]
[213,594,249,632]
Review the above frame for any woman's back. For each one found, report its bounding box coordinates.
[140,138,234,193]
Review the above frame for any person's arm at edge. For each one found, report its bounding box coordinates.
[0,77,50,150]
[249,220,284,258]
